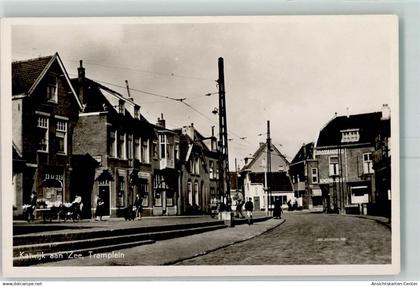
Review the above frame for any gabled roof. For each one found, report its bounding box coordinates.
[12,53,83,110]
[316,112,383,148]
[241,142,288,172]
[291,142,314,164]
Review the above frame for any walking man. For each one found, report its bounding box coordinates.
[244,198,254,225]
[134,193,143,220]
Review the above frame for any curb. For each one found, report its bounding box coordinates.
[348,215,391,230]
[163,218,286,265]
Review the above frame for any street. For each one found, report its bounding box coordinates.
[177,212,391,265]
[37,212,391,266]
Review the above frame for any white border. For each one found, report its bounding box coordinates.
[0,15,400,277]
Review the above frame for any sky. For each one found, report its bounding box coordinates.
[11,17,395,169]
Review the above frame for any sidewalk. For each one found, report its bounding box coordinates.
[39,217,285,266]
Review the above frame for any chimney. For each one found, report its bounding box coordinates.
[346,107,350,118]
[78,60,85,105]
[157,113,166,128]
[381,104,391,120]
[125,80,135,101]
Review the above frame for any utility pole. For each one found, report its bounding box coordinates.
[217,57,231,207]
[266,120,272,215]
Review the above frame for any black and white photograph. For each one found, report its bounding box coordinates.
[1,15,399,277]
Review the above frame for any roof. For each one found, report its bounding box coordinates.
[12,53,83,110]
[316,112,383,148]
[241,142,288,172]
[12,55,53,95]
[249,172,293,193]
[291,142,314,164]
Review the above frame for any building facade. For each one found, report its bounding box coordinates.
[175,124,220,214]
[72,61,157,218]
[289,143,322,210]
[241,142,293,211]
[315,110,386,214]
[12,53,83,217]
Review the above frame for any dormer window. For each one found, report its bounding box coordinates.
[46,75,58,103]
[341,129,360,143]
[134,105,140,119]
[118,99,125,114]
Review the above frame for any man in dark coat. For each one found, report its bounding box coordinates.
[244,198,254,225]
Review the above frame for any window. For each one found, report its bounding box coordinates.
[363,153,374,174]
[117,132,125,159]
[152,140,158,160]
[195,157,200,175]
[194,181,199,205]
[37,116,49,152]
[108,131,116,157]
[209,161,214,179]
[141,139,149,163]
[134,138,140,160]
[140,182,148,207]
[46,76,58,103]
[159,134,166,159]
[117,175,125,207]
[329,156,339,177]
[127,134,133,160]
[134,105,140,119]
[187,181,193,205]
[311,168,318,183]
[175,143,179,160]
[215,165,219,179]
[210,187,216,199]
[341,129,360,143]
[56,120,67,154]
[118,100,125,114]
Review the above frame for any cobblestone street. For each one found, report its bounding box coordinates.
[176,212,391,265]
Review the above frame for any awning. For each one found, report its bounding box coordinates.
[312,189,322,196]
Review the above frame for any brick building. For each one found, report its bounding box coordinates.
[241,142,293,211]
[174,124,219,214]
[372,105,391,217]
[315,110,386,214]
[151,115,180,216]
[289,142,322,210]
[12,53,83,217]
[72,61,156,218]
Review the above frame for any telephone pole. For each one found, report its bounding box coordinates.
[217,57,231,206]
[266,120,272,215]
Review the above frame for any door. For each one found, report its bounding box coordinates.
[99,185,110,216]
[254,196,260,210]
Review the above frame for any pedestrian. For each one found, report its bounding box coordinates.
[244,198,254,225]
[273,198,282,219]
[134,193,143,220]
[95,195,105,221]
[218,200,226,220]
[28,190,37,222]
[235,200,245,218]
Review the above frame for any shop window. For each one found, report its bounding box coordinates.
[37,116,49,152]
[166,190,174,206]
[117,175,125,207]
[140,182,148,207]
[56,120,67,154]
